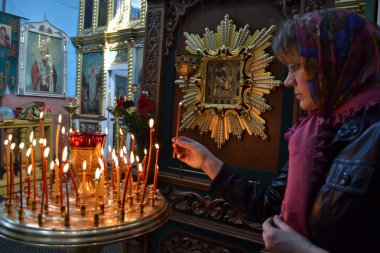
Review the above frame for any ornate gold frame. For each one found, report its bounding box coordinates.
[176,15,282,148]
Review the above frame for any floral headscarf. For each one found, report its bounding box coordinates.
[280,8,380,237]
[296,9,380,115]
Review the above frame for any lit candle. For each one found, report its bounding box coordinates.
[61,127,66,157]
[55,114,62,160]
[115,156,120,204]
[129,153,135,196]
[26,165,32,200]
[25,147,32,200]
[152,144,160,198]
[49,161,54,191]
[140,119,154,207]
[54,159,60,197]
[43,146,50,206]
[121,164,132,210]
[173,102,182,158]
[39,111,44,138]
[10,142,15,204]
[137,163,142,193]
[60,147,68,208]
[19,143,25,210]
[130,134,135,154]
[111,149,116,191]
[142,149,147,180]
[63,163,70,216]
[40,147,50,214]
[98,157,105,203]
[82,161,87,206]
[119,128,124,151]
[94,168,101,214]
[32,139,37,202]
[68,164,79,199]
[3,140,9,203]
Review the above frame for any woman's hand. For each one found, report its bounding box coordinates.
[262,215,328,253]
[172,136,223,180]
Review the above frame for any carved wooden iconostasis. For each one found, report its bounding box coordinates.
[71,0,146,149]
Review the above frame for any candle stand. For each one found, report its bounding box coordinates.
[0,131,171,252]
[62,100,79,131]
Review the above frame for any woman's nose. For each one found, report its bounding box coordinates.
[284,72,296,87]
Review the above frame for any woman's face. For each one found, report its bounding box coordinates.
[282,51,317,111]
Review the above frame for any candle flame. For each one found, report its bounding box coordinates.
[122,146,127,154]
[155,143,159,149]
[95,168,101,180]
[58,114,62,123]
[10,143,15,150]
[119,149,123,158]
[55,158,60,166]
[39,138,43,144]
[29,132,34,142]
[26,147,32,157]
[108,145,112,152]
[27,165,32,175]
[131,134,134,140]
[83,160,87,171]
[61,126,66,134]
[119,128,123,135]
[43,138,47,147]
[19,142,25,150]
[70,128,73,133]
[98,157,104,170]
[130,151,135,164]
[112,148,116,157]
[8,134,12,141]
[114,158,119,168]
[4,139,8,145]
[39,111,44,119]
[62,146,68,161]
[138,163,143,172]
[50,161,54,170]
[149,118,154,128]
[105,127,108,135]
[32,139,37,147]
[136,155,140,163]
[179,102,182,106]
[44,147,50,158]
[63,163,69,173]
[123,156,127,165]
[144,149,147,155]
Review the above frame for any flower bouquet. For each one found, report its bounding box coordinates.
[112,93,154,158]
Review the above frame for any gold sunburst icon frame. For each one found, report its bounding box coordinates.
[175,15,282,148]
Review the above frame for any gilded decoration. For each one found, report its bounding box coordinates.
[176,15,281,148]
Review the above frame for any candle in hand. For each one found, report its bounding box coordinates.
[173,102,182,158]
[19,143,25,210]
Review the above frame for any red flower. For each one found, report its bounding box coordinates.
[137,94,154,116]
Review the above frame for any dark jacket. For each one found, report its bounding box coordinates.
[210,106,380,253]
